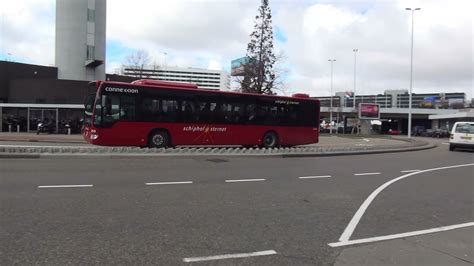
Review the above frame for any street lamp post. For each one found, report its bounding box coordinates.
[406,7,421,138]
[328,59,336,134]
[353,49,358,109]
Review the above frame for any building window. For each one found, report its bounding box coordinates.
[87,8,95,22]
[86,45,95,60]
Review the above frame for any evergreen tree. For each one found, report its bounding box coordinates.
[241,0,277,94]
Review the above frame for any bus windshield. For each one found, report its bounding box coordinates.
[93,93,135,127]
[83,93,95,126]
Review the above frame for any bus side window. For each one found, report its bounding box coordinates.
[181,100,197,122]
[232,104,244,124]
[140,98,160,121]
[103,94,120,123]
[198,102,211,122]
[256,105,269,124]
[120,96,136,121]
[162,100,178,122]
[246,104,257,124]
[220,103,232,123]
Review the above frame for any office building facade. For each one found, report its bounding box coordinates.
[122,66,230,90]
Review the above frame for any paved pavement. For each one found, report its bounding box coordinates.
[0,132,86,143]
[1,137,472,265]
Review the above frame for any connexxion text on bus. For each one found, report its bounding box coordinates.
[83,80,320,148]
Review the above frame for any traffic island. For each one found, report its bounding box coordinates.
[0,137,436,159]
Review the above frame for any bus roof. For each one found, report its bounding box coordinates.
[96,79,319,102]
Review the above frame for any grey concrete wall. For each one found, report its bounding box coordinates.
[8,79,89,104]
[55,0,106,81]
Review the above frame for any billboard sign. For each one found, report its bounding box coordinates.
[359,103,380,119]
[231,57,250,76]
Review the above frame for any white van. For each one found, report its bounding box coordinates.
[449,122,474,151]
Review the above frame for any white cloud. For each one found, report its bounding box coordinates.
[276,0,473,98]
[207,59,222,70]
[1,0,55,65]
[1,0,472,98]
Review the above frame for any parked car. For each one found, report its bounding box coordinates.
[413,126,426,136]
[422,129,436,137]
[387,129,401,135]
[433,128,449,138]
[449,122,474,151]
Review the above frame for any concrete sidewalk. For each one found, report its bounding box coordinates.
[0,132,85,143]
[334,226,473,266]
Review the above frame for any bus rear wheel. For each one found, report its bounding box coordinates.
[148,130,170,148]
[263,131,278,148]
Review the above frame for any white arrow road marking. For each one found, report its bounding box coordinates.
[337,163,474,243]
[329,222,474,247]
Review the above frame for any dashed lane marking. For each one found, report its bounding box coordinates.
[183,250,277,263]
[38,184,93,188]
[354,172,381,176]
[225,179,266,183]
[145,181,193,185]
[298,175,331,179]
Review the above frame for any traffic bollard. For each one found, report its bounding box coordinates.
[17,124,20,133]
[8,124,12,133]
[67,128,71,135]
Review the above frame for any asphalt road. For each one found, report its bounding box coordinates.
[1,138,473,265]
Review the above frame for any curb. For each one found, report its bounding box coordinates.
[0,141,436,159]
[282,143,436,157]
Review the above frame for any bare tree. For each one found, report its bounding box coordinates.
[236,0,283,94]
[122,50,150,78]
[234,51,287,95]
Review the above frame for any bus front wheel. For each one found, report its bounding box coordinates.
[148,130,170,148]
[262,131,278,148]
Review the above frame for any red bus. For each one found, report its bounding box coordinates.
[83,80,320,148]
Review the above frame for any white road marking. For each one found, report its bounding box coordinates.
[329,222,474,247]
[225,179,266,183]
[38,184,93,188]
[354,172,381,176]
[363,138,370,142]
[400,169,420,173]
[298,175,331,179]
[337,163,474,242]
[145,181,193,185]
[183,250,277,263]
[442,143,449,145]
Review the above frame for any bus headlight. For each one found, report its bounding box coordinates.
[91,129,99,140]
